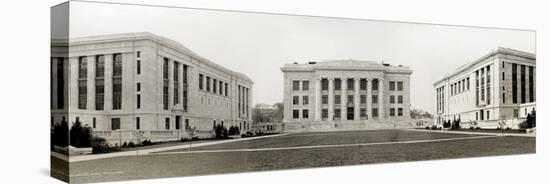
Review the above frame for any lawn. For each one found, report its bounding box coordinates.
[65,130,535,183]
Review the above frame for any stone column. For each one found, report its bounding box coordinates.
[354,78,360,120]
[87,55,96,110]
[341,78,347,120]
[328,78,334,121]
[378,78,385,120]
[104,54,113,111]
[366,79,371,120]
[315,78,321,121]
[178,62,184,105]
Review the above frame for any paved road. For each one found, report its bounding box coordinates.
[54,129,535,183]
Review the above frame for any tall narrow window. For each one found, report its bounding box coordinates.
[95,55,105,111]
[397,81,404,91]
[302,109,309,119]
[347,79,354,90]
[111,118,120,130]
[165,118,170,130]
[224,83,228,97]
[372,95,378,104]
[213,78,217,94]
[78,56,87,109]
[521,65,526,103]
[199,74,204,90]
[529,66,534,102]
[398,95,403,104]
[334,79,341,90]
[360,79,367,90]
[174,62,179,105]
[136,117,140,130]
[206,76,211,92]
[163,58,169,110]
[293,110,299,119]
[372,79,379,90]
[293,96,299,105]
[136,94,141,109]
[302,96,309,105]
[389,81,395,91]
[321,79,328,90]
[136,60,141,75]
[512,64,518,104]
[56,59,64,109]
[112,54,122,110]
[219,81,223,95]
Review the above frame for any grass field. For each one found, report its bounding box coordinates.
[59,129,535,183]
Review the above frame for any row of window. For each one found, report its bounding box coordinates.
[162,57,190,111]
[77,54,122,110]
[320,78,379,91]
[450,77,470,96]
[198,73,229,97]
[292,109,309,119]
[292,80,309,91]
[320,107,378,119]
[511,63,535,104]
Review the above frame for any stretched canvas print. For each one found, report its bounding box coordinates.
[51,1,536,183]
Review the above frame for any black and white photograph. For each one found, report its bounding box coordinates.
[1,0,549,184]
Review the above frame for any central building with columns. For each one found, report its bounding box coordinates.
[281,60,413,132]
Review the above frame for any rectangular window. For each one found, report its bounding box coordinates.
[389,81,395,91]
[512,64,517,103]
[322,109,328,119]
[137,83,141,92]
[113,54,123,110]
[219,81,223,95]
[111,118,120,130]
[56,59,64,109]
[78,80,87,109]
[347,79,354,90]
[95,80,104,110]
[347,95,354,105]
[360,79,367,90]
[529,66,534,102]
[185,119,190,130]
[398,95,403,104]
[136,94,141,109]
[165,118,170,130]
[302,80,309,91]
[389,108,395,116]
[293,110,299,119]
[136,117,140,130]
[92,118,96,129]
[176,116,181,130]
[174,63,179,105]
[521,65,526,103]
[302,96,309,105]
[397,81,404,91]
[293,96,299,105]
[334,108,341,118]
[372,108,378,118]
[372,95,378,104]
[335,95,341,104]
[360,95,366,104]
[321,79,328,90]
[334,79,341,90]
[206,76,211,92]
[389,95,395,104]
[183,65,188,84]
[293,80,300,91]
[372,79,379,90]
[467,78,470,90]
[302,109,309,119]
[78,56,87,79]
[136,51,140,58]
[502,93,506,103]
[199,74,204,90]
[360,108,367,117]
[213,78,217,94]
[96,55,105,77]
[322,95,328,105]
[137,60,141,75]
[398,108,403,116]
[225,83,228,97]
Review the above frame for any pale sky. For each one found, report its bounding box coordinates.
[68,1,535,113]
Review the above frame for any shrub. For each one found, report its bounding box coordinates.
[425,126,430,130]
[214,125,229,139]
[69,120,92,148]
[228,126,240,136]
[128,142,135,148]
[122,142,128,148]
[91,136,110,153]
[142,139,153,146]
[52,120,69,148]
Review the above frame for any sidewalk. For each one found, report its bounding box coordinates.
[52,133,286,163]
[404,128,536,137]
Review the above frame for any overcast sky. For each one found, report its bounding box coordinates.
[68,1,535,113]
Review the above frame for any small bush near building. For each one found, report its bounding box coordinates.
[69,120,92,148]
[91,136,110,154]
[228,126,240,136]
[52,120,69,148]
[519,110,536,130]
[214,125,229,139]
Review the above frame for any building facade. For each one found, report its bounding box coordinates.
[281,60,413,132]
[433,47,535,129]
[51,32,253,142]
